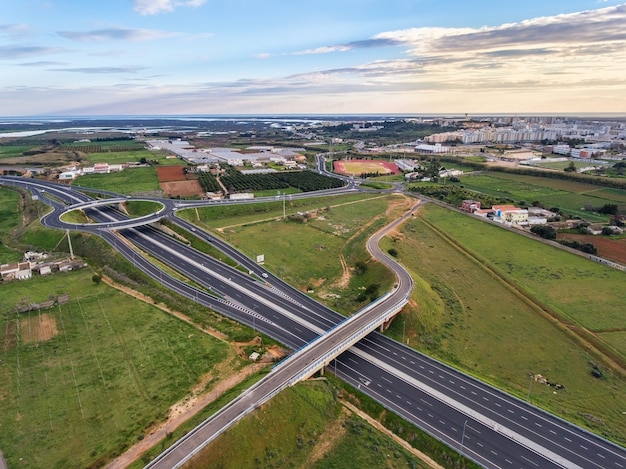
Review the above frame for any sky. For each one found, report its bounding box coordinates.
[2,0,626,116]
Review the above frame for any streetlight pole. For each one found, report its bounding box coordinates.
[402,317,406,344]
[527,374,534,402]
[461,419,468,456]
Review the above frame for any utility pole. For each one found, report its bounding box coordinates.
[66,229,74,260]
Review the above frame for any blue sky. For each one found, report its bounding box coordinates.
[2,0,626,116]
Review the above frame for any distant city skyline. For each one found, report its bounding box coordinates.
[2,1,626,116]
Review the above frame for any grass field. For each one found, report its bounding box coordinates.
[18,223,68,251]
[124,200,163,217]
[82,149,183,166]
[0,269,230,468]
[199,194,399,313]
[384,204,626,444]
[180,192,382,229]
[0,145,36,160]
[185,380,428,469]
[532,160,590,170]
[74,167,160,195]
[0,188,23,263]
[459,172,626,221]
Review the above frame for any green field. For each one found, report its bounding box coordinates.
[74,167,160,195]
[82,149,183,166]
[459,172,626,220]
[180,192,382,229]
[533,160,590,170]
[124,200,163,217]
[0,145,36,160]
[194,194,399,313]
[185,380,429,469]
[384,204,626,443]
[0,188,23,263]
[0,269,230,468]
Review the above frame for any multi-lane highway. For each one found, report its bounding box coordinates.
[2,175,625,469]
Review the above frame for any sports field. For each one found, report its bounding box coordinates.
[334,159,400,176]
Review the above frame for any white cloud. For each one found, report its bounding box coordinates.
[0,23,31,38]
[57,28,180,42]
[133,0,207,15]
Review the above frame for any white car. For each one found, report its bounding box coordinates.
[261,273,268,278]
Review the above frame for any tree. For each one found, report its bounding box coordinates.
[92,273,102,284]
[530,224,557,240]
[598,204,618,215]
[564,161,577,172]
[601,227,614,236]
[387,248,398,257]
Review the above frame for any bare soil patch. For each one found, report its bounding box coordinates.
[159,180,204,197]
[156,165,186,182]
[334,159,400,176]
[558,233,626,264]
[19,313,59,344]
[304,406,350,466]
[2,321,17,351]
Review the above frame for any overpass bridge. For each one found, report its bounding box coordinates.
[145,293,409,469]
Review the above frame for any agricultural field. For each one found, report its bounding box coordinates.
[382,204,626,444]
[0,145,36,160]
[156,165,204,198]
[557,232,626,265]
[81,150,156,165]
[74,167,160,195]
[184,380,429,469]
[0,269,230,469]
[459,172,626,221]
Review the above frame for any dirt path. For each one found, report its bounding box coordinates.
[101,276,228,341]
[105,362,265,469]
[341,400,445,469]
[101,277,270,468]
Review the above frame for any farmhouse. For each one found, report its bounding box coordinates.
[461,200,481,213]
[492,204,528,225]
[1,261,32,281]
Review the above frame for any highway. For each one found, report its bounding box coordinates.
[2,175,625,469]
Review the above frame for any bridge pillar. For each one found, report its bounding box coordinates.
[380,309,402,332]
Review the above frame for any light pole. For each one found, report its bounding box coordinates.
[460,419,468,456]
[402,317,406,344]
[527,374,534,402]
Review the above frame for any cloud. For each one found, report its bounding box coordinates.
[19,61,66,67]
[133,0,207,15]
[57,28,180,42]
[0,23,30,37]
[48,66,146,74]
[373,3,626,57]
[0,45,65,59]
[482,48,556,58]
[292,37,403,55]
